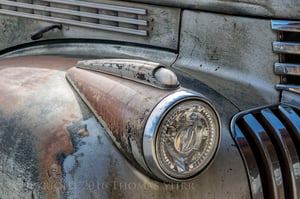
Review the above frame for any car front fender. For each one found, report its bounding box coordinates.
[0,55,251,198]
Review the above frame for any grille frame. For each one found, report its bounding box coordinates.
[231,103,300,199]
[272,20,300,94]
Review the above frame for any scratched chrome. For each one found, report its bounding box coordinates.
[231,104,300,199]
[76,59,179,89]
[0,0,148,36]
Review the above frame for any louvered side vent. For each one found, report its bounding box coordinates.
[0,0,148,36]
[231,104,300,199]
[272,20,300,94]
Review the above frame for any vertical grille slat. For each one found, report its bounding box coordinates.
[0,0,148,36]
[233,124,264,199]
[231,104,300,199]
[241,113,284,199]
[260,109,300,199]
[272,20,300,94]
[278,105,300,156]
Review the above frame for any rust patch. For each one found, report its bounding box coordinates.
[39,126,74,199]
[0,56,86,198]
[66,67,171,166]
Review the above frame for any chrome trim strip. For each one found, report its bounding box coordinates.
[261,109,300,199]
[143,90,221,182]
[233,124,264,199]
[274,63,300,76]
[0,9,148,36]
[43,0,147,15]
[273,42,300,55]
[242,113,284,199]
[0,0,147,25]
[276,84,300,94]
[272,20,300,32]
[76,59,179,90]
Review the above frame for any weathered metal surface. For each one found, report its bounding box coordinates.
[126,0,300,20]
[0,0,180,50]
[0,0,148,36]
[173,11,280,110]
[0,42,178,68]
[76,59,179,89]
[66,66,173,173]
[0,55,252,198]
[0,56,81,198]
[64,66,251,198]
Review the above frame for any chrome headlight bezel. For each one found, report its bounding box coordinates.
[143,90,221,182]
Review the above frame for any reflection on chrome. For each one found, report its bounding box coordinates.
[156,100,218,178]
[143,90,221,182]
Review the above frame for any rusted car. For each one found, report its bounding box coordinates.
[0,0,299,198]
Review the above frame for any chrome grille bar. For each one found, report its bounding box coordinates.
[43,0,147,15]
[272,20,300,32]
[274,63,300,76]
[0,0,147,25]
[233,124,264,199]
[232,104,300,199]
[242,113,284,199]
[278,105,300,148]
[276,84,300,93]
[0,0,148,36]
[0,9,147,36]
[260,109,300,199]
[272,20,300,95]
[273,42,300,55]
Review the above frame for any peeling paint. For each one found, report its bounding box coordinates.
[66,66,172,175]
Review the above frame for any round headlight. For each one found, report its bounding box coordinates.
[143,90,221,182]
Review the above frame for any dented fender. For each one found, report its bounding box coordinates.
[0,56,250,199]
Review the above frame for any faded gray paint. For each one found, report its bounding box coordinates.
[0,42,178,67]
[173,11,280,110]
[125,0,300,19]
[0,0,180,50]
